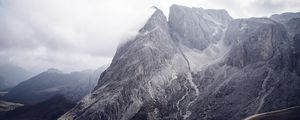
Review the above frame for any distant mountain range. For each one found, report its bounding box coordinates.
[0,64,33,91]
[59,5,300,120]
[2,65,108,105]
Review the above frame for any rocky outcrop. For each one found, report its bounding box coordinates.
[60,5,300,120]
[272,13,300,78]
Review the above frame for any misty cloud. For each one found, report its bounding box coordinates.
[0,0,155,73]
[0,0,299,73]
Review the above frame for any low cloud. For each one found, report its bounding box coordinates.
[0,0,299,73]
[0,0,155,73]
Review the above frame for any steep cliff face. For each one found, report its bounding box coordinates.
[285,18,300,76]
[60,5,300,120]
[273,13,300,79]
[295,34,300,75]
[225,18,291,68]
[169,5,232,51]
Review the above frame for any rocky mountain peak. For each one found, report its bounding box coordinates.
[139,7,168,33]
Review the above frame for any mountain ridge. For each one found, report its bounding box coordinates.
[3,65,107,105]
[59,5,300,120]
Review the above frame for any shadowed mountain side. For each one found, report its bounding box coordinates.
[0,95,75,120]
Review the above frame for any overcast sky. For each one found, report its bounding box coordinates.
[0,0,300,74]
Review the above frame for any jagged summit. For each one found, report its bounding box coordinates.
[139,7,168,33]
[170,4,233,25]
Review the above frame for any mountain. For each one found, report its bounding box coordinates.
[243,106,300,120]
[0,95,75,120]
[0,64,33,89]
[3,65,107,105]
[59,5,300,120]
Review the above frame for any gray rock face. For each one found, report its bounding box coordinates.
[169,5,232,51]
[185,17,297,120]
[60,5,300,120]
[284,18,300,35]
[294,34,300,76]
[225,18,291,68]
[276,16,300,78]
